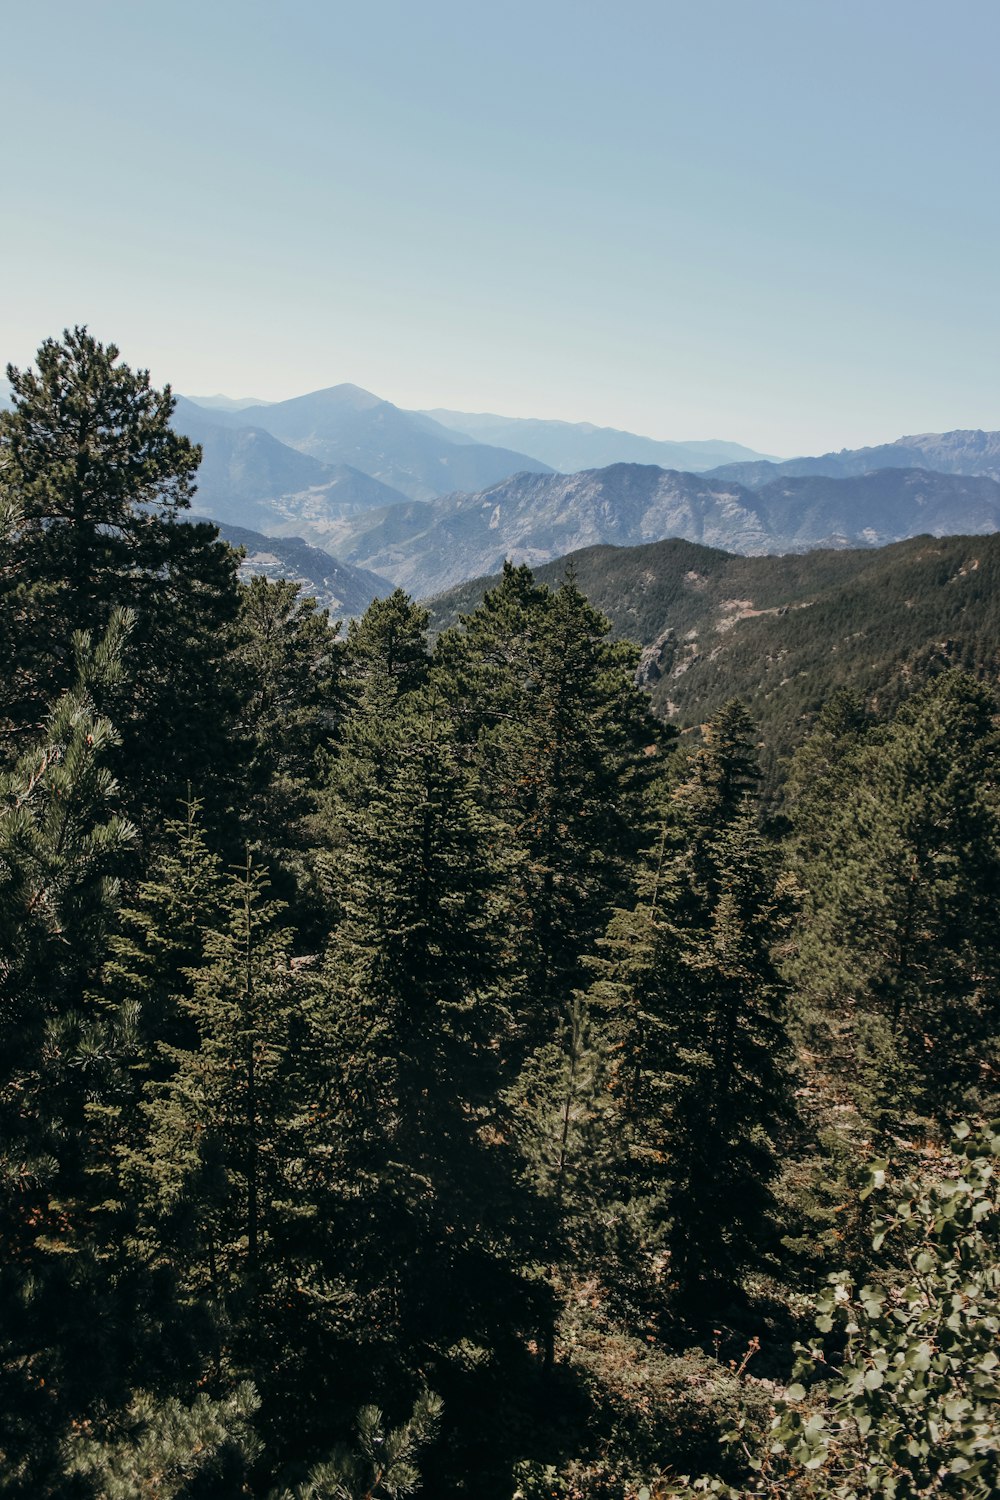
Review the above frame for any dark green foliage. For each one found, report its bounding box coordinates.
[276,1389,443,1500]
[0,618,142,1491]
[0,327,198,733]
[342,586,430,703]
[60,1382,261,1499]
[4,326,999,1498]
[594,704,793,1315]
[234,575,342,862]
[429,533,1000,792]
[435,563,664,1046]
[126,854,301,1302]
[788,672,1000,1128]
[319,596,544,1393]
[0,327,245,834]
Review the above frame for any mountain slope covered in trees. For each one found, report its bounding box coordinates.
[429,531,1000,780]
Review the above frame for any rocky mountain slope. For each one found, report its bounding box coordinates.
[204,519,391,617]
[306,462,1000,598]
[428,531,1000,783]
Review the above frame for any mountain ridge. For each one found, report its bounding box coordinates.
[206,384,554,500]
[426,530,1000,784]
[708,428,1000,487]
[419,407,776,472]
[305,461,1000,597]
[198,517,391,617]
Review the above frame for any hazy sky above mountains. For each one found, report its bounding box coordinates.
[2,0,998,455]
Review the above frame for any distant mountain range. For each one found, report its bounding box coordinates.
[421,409,774,473]
[178,385,553,502]
[172,397,410,533]
[187,393,273,411]
[202,519,391,617]
[8,369,1000,621]
[428,531,1000,783]
[706,430,1000,487]
[166,390,1000,602]
[301,462,1000,598]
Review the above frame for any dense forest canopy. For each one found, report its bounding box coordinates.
[0,330,997,1497]
[428,535,1000,793]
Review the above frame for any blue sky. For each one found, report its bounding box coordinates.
[2,0,997,454]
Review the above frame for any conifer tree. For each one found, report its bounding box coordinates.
[0,615,140,1487]
[600,703,793,1314]
[434,564,663,1049]
[317,602,543,1444]
[0,329,198,718]
[102,797,226,1063]
[0,327,245,832]
[61,1382,261,1498]
[234,576,342,855]
[342,587,430,705]
[789,672,1000,1126]
[125,853,303,1343]
[277,1390,443,1500]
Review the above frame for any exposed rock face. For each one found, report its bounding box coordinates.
[318,462,1000,597]
[202,520,392,618]
[636,627,677,688]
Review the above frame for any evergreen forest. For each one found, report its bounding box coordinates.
[1,330,998,1498]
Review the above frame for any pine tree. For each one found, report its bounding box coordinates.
[102,797,226,1061]
[233,576,342,855]
[342,587,430,705]
[0,327,245,833]
[605,703,793,1315]
[315,616,545,1469]
[60,1382,261,1498]
[434,564,664,1050]
[788,672,1000,1128]
[0,328,198,719]
[0,614,140,1488]
[124,852,304,1363]
[276,1390,443,1500]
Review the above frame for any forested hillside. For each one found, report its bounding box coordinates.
[1,331,998,1499]
[430,533,1000,787]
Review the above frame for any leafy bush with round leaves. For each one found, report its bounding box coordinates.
[661,1121,1000,1498]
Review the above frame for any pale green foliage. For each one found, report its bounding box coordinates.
[276,1390,443,1500]
[773,1122,1000,1496]
[663,1124,1000,1497]
[62,1381,261,1498]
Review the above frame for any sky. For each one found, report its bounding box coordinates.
[1,0,998,456]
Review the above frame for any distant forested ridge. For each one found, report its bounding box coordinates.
[429,533,1000,788]
[0,331,998,1498]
